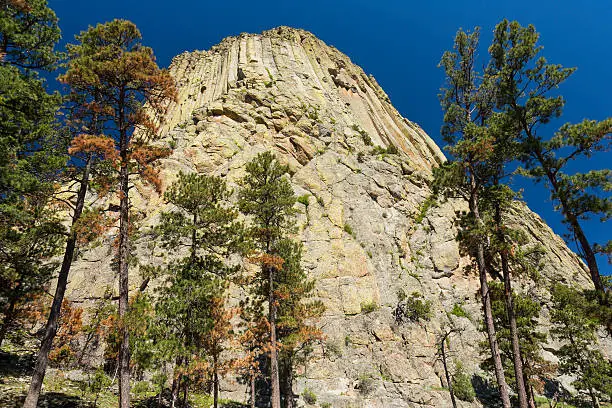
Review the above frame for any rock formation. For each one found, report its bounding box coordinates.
[66,26,601,407]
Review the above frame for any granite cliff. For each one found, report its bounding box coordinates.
[65,26,599,407]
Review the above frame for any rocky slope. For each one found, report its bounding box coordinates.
[66,26,598,407]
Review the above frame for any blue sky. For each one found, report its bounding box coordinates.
[48,0,611,275]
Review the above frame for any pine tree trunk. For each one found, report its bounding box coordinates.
[0,295,17,347]
[470,182,511,408]
[284,354,294,408]
[269,266,281,408]
[117,90,131,408]
[495,201,529,408]
[213,355,219,408]
[440,332,457,408]
[23,158,92,408]
[538,153,603,296]
[250,372,256,408]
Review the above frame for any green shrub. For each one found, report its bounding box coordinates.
[321,403,332,408]
[452,361,475,402]
[357,151,366,163]
[357,373,377,395]
[372,144,399,155]
[450,302,470,319]
[302,388,317,404]
[360,300,378,314]
[132,380,151,395]
[297,194,310,207]
[415,194,437,224]
[394,291,432,323]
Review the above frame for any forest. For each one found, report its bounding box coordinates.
[0,1,610,407]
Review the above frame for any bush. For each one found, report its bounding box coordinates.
[321,403,332,408]
[357,373,377,395]
[132,380,151,395]
[450,302,470,319]
[302,388,317,405]
[452,361,475,402]
[394,291,432,324]
[415,194,437,224]
[361,300,378,314]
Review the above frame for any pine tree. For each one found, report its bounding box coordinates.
[481,282,549,407]
[57,19,176,408]
[437,27,513,408]
[24,86,117,408]
[238,152,298,408]
[275,239,324,408]
[550,284,612,407]
[0,0,65,349]
[488,19,611,297]
[152,172,243,408]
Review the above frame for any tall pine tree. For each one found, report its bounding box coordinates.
[437,27,513,408]
[238,152,298,408]
[58,20,176,408]
[488,19,611,297]
[152,172,244,408]
[0,0,65,349]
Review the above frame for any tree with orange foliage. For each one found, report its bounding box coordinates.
[34,19,178,408]
[275,240,324,408]
[202,294,239,408]
[24,18,176,408]
[238,152,323,408]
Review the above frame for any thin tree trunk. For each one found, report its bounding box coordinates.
[171,358,182,408]
[284,354,294,408]
[495,200,529,408]
[250,372,256,408]
[118,89,131,408]
[213,355,219,408]
[440,332,457,408]
[529,142,603,296]
[269,265,281,408]
[182,381,188,408]
[23,158,92,408]
[470,181,512,408]
[0,295,18,347]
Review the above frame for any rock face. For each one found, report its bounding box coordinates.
[67,27,596,407]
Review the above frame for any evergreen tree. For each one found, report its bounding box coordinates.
[58,19,176,408]
[0,0,65,349]
[550,284,612,407]
[487,19,611,297]
[152,172,243,408]
[481,282,549,407]
[437,27,513,408]
[238,152,298,408]
[24,81,117,408]
[275,239,324,408]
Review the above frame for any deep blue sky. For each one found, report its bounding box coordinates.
[48,0,611,275]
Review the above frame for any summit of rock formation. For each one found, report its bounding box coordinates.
[66,26,602,407]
